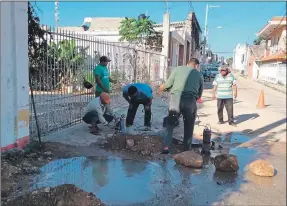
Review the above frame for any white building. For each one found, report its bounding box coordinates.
[256,16,286,85]
[232,43,249,75]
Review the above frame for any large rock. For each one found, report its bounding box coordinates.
[214,154,239,172]
[248,160,275,177]
[174,151,203,168]
[126,139,135,148]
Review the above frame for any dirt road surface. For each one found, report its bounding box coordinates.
[2,75,286,206]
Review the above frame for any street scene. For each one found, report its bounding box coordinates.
[1,1,286,206]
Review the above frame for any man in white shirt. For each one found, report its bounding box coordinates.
[82,92,116,135]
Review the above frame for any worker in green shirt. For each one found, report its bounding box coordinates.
[94,56,116,97]
[159,58,203,154]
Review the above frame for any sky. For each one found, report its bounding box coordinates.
[35,1,286,58]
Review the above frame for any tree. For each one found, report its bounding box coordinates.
[28,2,89,91]
[119,16,162,51]
[28,2,49,89]
[47,40,88,87]
[253,36,265,45]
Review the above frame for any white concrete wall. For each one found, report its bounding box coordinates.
[252,61,259,80]
[0,2,29,151]
[258,62,286,85]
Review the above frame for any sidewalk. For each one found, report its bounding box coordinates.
[193,76,286,143]
[237,75,286,94]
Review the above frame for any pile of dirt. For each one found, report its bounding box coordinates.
[101,133,184,157]
[3,184,105,206]
[1,142,107,206]
[1,141,75,201]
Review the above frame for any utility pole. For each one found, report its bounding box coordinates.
[165,0,169,13]
[55,0,59,29]
[204,4,209,41]
[203,4,220,55]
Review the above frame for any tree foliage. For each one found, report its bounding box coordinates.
[253,36,265,45]
[28,2,48,75]
[28,2,88,91]
[119,16,162,51]
[47,40,88,87]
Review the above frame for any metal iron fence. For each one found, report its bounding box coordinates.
[29,27,168,140]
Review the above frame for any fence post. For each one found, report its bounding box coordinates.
[133,49,137,83]
[147,52,151,81]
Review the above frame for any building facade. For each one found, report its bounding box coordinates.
[256,16,287,85]
[232,43,249,75]
[58,12,202,70]
[247,44,265,80]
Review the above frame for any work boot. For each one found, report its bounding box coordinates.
[229,121,236,126]
[143,126,151,131]
[126,125,133,134]
[90,126,100,135]
[217,121,224,125]
[161,146,170,154]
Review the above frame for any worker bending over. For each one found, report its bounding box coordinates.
[123,83,153,130]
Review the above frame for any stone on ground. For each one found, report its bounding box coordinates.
[174,151,203,168]
[248,160,275,177]
[126,139,135,148]
[214,154,239,172]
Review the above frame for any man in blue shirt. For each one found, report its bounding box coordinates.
[123,83,153,129]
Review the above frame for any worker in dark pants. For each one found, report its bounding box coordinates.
[212,66,237,126]
[123,83,153,131]
[159,58,203,154]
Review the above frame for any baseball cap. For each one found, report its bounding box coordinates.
[100,92,111,104]
[100,56,111,63]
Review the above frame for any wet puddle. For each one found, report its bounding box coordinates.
[31,148,260,206]
[32,157,173,205]
[31,133,273,205]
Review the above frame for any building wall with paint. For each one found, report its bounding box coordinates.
[0,2,29,151]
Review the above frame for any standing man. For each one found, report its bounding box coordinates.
[82,92,116,135]
[94,56,116,97]
[159,58,204,154]
[123,83,153,130]
[212,66,237,126]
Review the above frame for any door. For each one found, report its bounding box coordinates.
[178,45,184,66]
[186,41,190,63]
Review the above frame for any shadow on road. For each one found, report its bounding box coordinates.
[246,117,286,136]
[234,113,260,124]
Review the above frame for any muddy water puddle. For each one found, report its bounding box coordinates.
[31,146,264,206]
[30,133,271,205]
